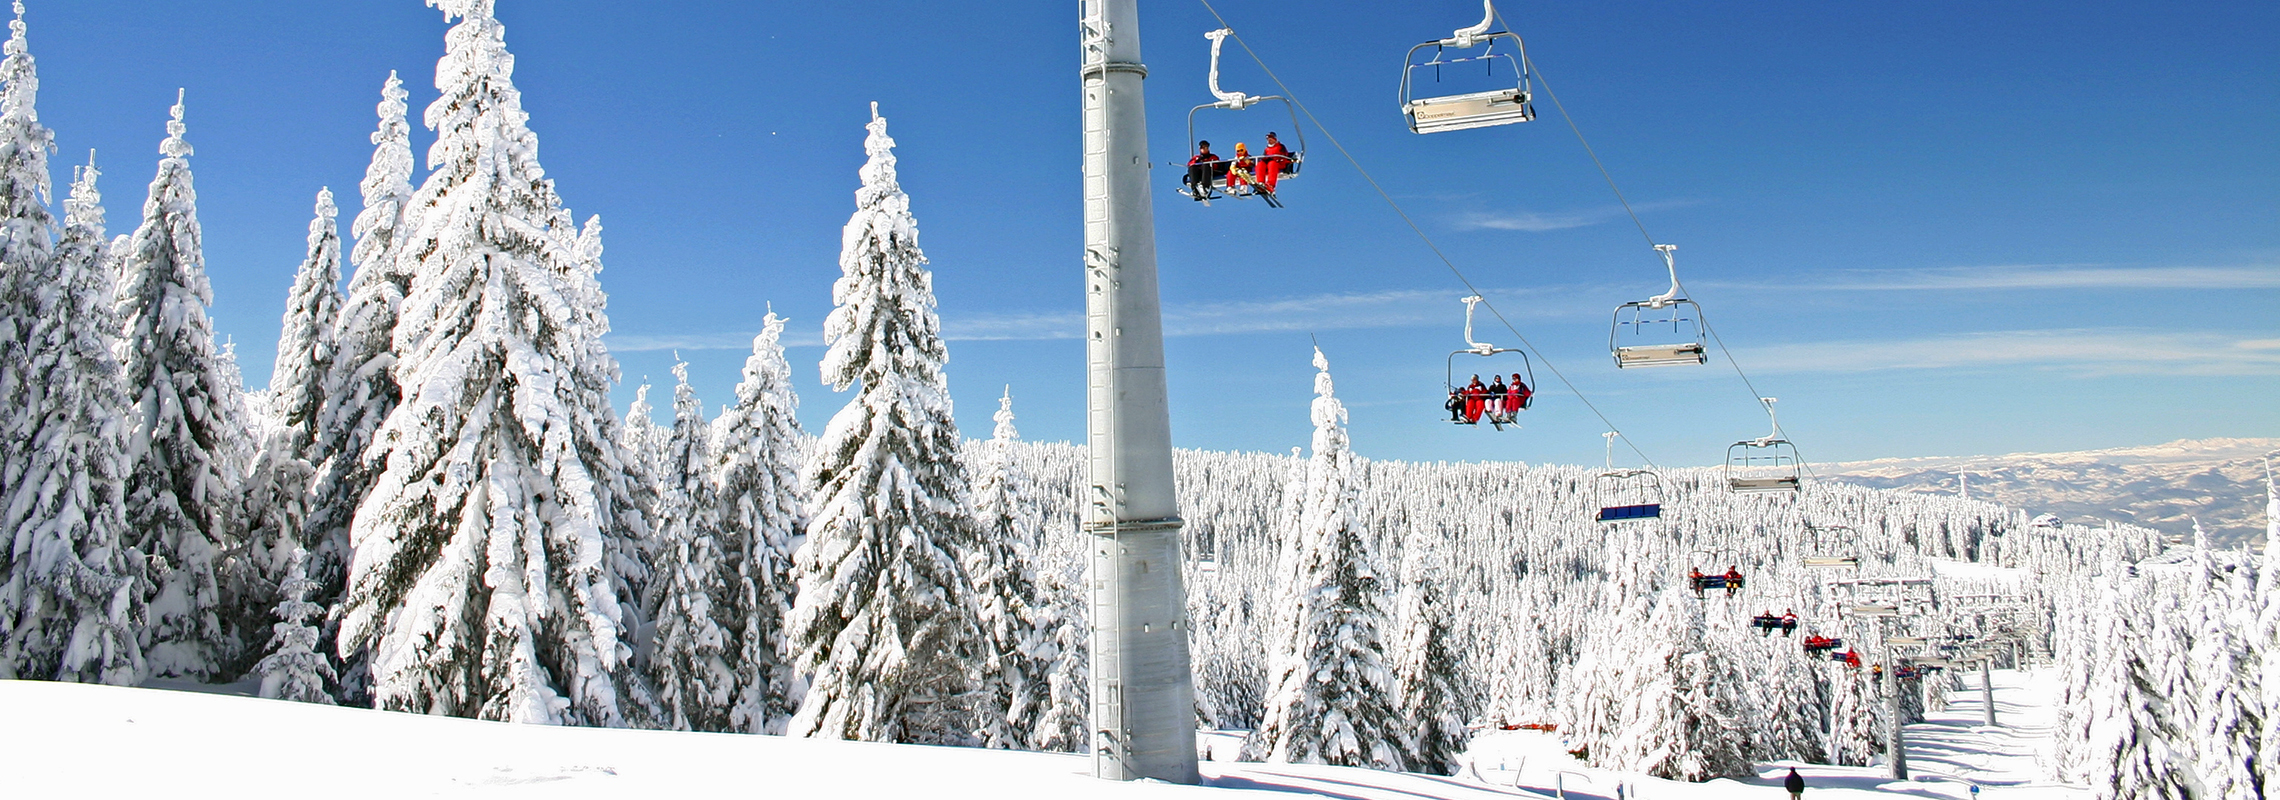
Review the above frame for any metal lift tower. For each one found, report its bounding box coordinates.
[1078,0,1202,785]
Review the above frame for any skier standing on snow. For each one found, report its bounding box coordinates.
[1784,767,1806,799]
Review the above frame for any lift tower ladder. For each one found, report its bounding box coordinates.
[1080,0,1202,785]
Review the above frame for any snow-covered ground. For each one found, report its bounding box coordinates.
[1,669,2087,799]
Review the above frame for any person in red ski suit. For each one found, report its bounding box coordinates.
[1258,131,1292,193]
[1463,375,1487,423]
[1724,566,1744,596]
[1505,373,1531,414]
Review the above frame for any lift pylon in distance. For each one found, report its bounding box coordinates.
[1400,0,1536,134]
[1726,396,1802,494]
[1442,295,1534,430]
[1611,244,1709,368]
[1178,28,1305,207]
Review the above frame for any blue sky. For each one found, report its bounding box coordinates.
[26,0,2277,468]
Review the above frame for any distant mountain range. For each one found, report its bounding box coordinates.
[1818,438,2278,550]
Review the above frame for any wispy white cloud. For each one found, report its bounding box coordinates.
[1452,200,1697,233]
[609,287,1574,351]
[1733,328,2280,377]
[605,330,824,353]
[1719,264,2280,292]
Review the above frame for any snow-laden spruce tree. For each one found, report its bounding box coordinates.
[1581,589,1751,782]
[2085,568,2202,799]
[1031,558,1089,752]
[238,189,343,627]
[334,0,644,725]
[0,0,54,450]
[2258,462,2279,789]
[787,104,982,745]
[648,361,735,732]
[0,154,144,685]
[710,311,804,734]
[2185,521,2261,798]
[617,380,662,612]
[308,71,416,608]
[268,188,340,460]
[1243,348,1404,770]
[1391,527,1468,775]
[116,91,252,680]
[967,387,1054,750]
[253,548,334,704]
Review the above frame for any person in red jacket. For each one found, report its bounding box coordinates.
[1185,140,1224,200]
[1505,373,1532,414]
[1463,375,1487,423]
[1258,131,1292,193]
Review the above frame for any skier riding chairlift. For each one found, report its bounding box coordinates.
[1181,29,1305,207]
[1443,296,1534,430]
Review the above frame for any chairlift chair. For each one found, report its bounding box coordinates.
[1802,524,1859,567]
[1592,433,1665,523]
[1611,245,1709,368]
[1180,29,1306,207]
[1399,1,1536,134]
[1442,295,1535,431]
[1726,397,1803,493]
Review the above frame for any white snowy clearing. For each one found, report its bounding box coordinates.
[3,669,2084,799]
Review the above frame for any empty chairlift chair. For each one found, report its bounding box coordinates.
[1400,0,1536,134]
[1726,397,1802,493]
[1611,244,1709,369]
[1592,433,1664,522]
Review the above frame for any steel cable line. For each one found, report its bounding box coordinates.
[1493,6,1817,478]
[1194,0,1659,469]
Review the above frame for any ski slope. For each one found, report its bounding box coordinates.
[0,670,2087,799]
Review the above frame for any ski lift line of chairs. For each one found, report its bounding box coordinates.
[1611,245,1709,369]
[1180,29,1305,208]
[1726,397,1803,494]
[1399,0,1537,134]
[1443,295,1534,431]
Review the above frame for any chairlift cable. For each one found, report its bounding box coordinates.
[1497,7,1817,480]
[1193,0,1657,469]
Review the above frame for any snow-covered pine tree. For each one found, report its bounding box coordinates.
[2186,521,2262,798]
[268,188,340,461]
[254,548,334,704]
[618,380,663,615]
[2086,569,2203,799]
[235,188,344,651]
[2259,461,2279,791]
[647,360,735,732]
[1243,348,1404,770]
[1031,559,1089,753]
[308,71,417,611]
[787,104,982,745]
[334,0,644,726]
[0,0,55,472]
[0,153,144,685]
[1391,527,1467,775]
[116,91,252,680]
[967,387,1053,750]
[711,311,804,735]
